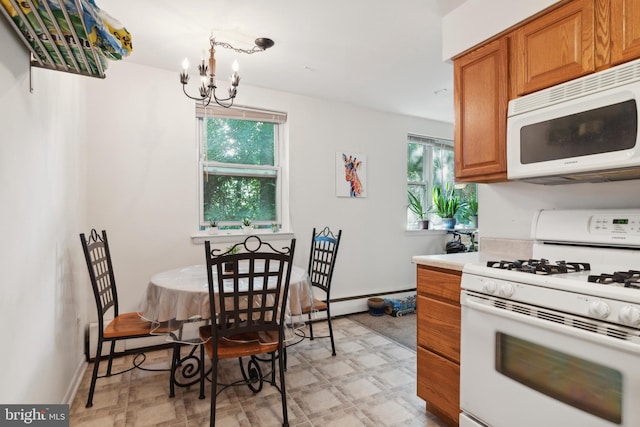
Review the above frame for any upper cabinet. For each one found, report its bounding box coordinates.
[453,0,640,183]
[454,38,509,183]
[513,0,596,96]
[611,0,640,65]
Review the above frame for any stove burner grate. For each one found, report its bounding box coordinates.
[588,270,640,289]
[486,259,591,275]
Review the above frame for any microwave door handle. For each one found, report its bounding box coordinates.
[463,295,640,355]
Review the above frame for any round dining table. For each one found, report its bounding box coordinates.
[138,263,315,334]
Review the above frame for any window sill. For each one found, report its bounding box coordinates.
[405,229,448,236]
[191,230,295,245]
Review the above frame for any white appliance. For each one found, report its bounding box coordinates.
[506,58,640,184]
[460,209,640,427]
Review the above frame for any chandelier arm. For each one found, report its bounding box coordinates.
[212,41,263,54]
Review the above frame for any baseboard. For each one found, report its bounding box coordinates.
[315,289,417,318]
[64,358,88,406]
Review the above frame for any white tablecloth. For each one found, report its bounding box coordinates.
[138,263,314,330]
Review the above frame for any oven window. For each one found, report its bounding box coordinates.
[496,332,622,424]
[520,99,637,164]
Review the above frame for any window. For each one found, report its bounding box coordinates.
[407,134,477,229]
[197,105,287,229]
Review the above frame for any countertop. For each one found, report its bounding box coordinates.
[412,238,534,272]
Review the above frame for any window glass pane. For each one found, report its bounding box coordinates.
[407,143,425,182]
[203,171,276,222]
[432,145,454,189]
[205,118,275,166]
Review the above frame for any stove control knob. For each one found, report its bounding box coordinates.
[498,283,515,298]
[588,300,611,319]
[619,306,640,326]
[482,280,497,294]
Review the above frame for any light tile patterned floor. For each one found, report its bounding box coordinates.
[70,317,448,426]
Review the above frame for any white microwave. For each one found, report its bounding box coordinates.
[507,58,640,184]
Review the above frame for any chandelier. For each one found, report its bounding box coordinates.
[179,35,275,108]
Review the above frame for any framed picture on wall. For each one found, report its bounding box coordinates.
[336,152,367,198]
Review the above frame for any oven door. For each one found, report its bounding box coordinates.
[460,290,640,427]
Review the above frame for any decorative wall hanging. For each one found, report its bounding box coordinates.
[336,152,367,198]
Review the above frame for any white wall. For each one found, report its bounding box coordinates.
[0,22,88,403]
[442,0,560,60]
[83,61,454,317]
[478,180,640,240]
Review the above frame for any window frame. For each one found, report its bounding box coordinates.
[196,104,288,230]
[407,134,455,229]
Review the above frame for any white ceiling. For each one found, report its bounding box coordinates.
[102,0,465,123]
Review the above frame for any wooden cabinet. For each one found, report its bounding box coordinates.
[416,265,461,426]
[513,0,596,96]
[611,0,640,65]
[452,0,640,183]
[453,37,509,183]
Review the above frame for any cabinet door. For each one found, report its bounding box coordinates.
[514,0,595,95]
[454,37,509,183]
[417,347,460,426]
[611,0,640,64]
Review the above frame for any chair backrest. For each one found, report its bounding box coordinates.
[80,229,119,330]
[204,236,297,341]
[307,227,342,295]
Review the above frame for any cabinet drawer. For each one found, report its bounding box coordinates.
[417,346,460,426]
[417,265,461,304]
[417,295,461,363]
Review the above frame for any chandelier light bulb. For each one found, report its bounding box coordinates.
[182,58,189,71]
[232,60,239,72]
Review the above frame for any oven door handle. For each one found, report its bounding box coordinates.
[463,294,640,355]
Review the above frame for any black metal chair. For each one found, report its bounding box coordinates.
[198,235,296,427]
[79,229,178,408]
[301,227,342,356]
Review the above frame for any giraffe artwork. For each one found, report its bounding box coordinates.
[336,152,367,198]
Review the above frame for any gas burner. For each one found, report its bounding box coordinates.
[486,259,591,275]
[588,270,640,289]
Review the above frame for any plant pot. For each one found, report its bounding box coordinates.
[224,262,234,272]
[367,297,386,316]
[418,220,429,230]
[441,218,456,230]
[208,226,218,235]
[468,215,478,229]
[243,225,252,234]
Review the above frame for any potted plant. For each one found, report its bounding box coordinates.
[242,217,252,234]
[431,183,465,229]
[466,199,478,228]
[208,219,218,235]
[408,190,429,229]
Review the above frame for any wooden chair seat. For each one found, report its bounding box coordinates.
[103,312,174,339]
[199,326,280,360]
[301,298,327,314]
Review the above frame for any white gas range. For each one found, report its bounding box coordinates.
[460,209,640,427]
